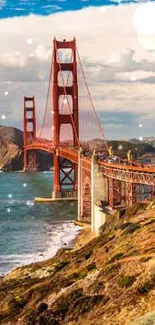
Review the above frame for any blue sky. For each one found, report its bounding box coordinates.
[0,0,154,18]
[0,0,155,140]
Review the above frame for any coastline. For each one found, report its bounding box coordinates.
[0,221,81,277]
[1,221,95,279]
[72,221,96,249]
[1,220,94,278]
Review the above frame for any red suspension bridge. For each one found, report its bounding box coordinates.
[23,38,155,232]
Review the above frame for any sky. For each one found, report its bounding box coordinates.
[0,0,155,140]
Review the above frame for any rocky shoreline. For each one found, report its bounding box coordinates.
[1,202,155,324]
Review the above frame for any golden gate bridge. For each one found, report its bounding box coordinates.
[23,38,155,231]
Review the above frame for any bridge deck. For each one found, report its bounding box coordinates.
[25,141,155,185]
[99,161,155,173]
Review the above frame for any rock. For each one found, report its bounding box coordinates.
[37,302,48,314]
[130,311,155,325]
[0,126,53,171]
[0,126,23,171]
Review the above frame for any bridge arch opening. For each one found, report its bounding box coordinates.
[26,110,33,119]
[59,95,73,115]
[57,48,73,63]
[27,122,34,132]
[58,71,73,87]
[59,124,73,146]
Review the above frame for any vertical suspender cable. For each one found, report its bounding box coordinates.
[76,47,109,153]
[39,54,54,139]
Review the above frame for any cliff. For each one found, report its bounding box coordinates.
[0,126,23,171]
[1,202,155,324]
[0,126,53,171]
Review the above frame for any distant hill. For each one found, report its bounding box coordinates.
[108,140,155,157]
[88,138,155,157]
[0,126,53,171]
[129,138,141,144]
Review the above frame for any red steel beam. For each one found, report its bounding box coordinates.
[99,162,155,186]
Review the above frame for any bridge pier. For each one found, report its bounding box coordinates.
[78,148,82,221]
[78,151,109,233]
[91,151,108,233]
[52,190,77,199]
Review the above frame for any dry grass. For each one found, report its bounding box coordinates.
[1,202,155,324]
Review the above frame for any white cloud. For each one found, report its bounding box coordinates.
[0,51,26,67]
[34,44,51,61]
[41,5,62,10]
[116,70,155,81]
[0,3,155,138]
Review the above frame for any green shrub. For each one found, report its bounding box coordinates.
[119,275,136,288]
[123,223,141,235]
[108,252,124,264]
[138,274,155,293]
[86,262,96,272]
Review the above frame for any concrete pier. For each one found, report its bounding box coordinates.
[91,152,108,233]
[78,148,82,221]
[35,197,77,203]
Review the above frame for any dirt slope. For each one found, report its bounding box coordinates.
[1,202,155,324]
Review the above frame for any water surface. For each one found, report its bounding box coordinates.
[0,171,79,276]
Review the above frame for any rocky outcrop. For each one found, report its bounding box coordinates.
[0,126,23,171]
[2,202,155,324]
[0,126,53,171]
[130,311,155,325]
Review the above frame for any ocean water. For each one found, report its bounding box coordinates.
[0,171,80,276]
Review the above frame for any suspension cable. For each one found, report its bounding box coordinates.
[39,54,54,139]
[76,47,109,153]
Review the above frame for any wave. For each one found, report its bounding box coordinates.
[0,199,34,204]
[0,221,81,277]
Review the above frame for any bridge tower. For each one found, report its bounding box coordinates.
[23,96,37,171]
[52,38,79,198]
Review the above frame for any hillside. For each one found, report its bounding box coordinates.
[88,138,155,157]
[108,140,154,157]
[0,126,53,171]
[1,202,155,324]
[0,126,23,171]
